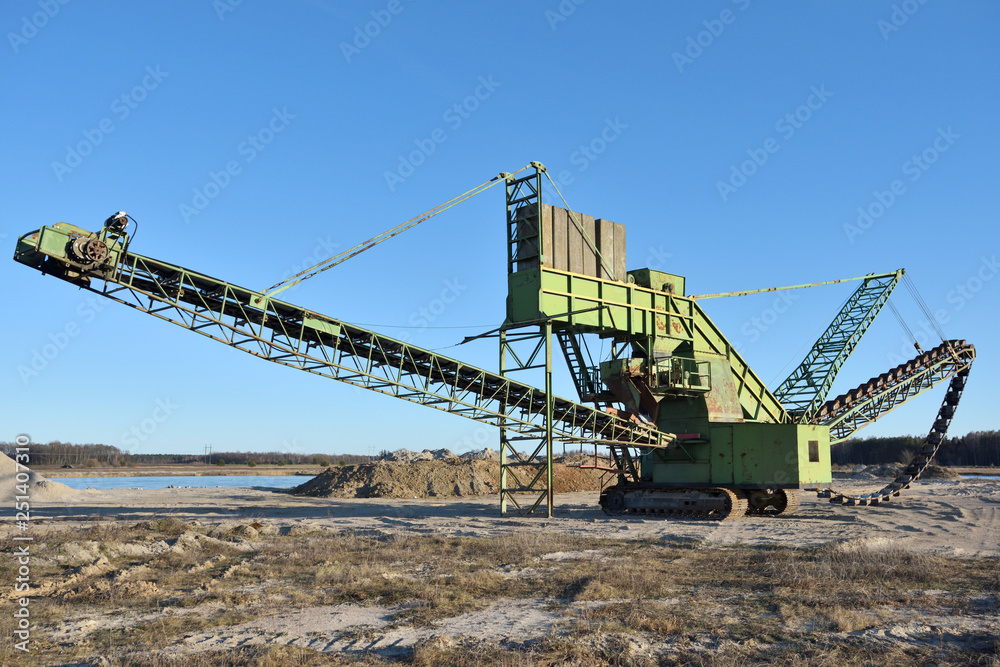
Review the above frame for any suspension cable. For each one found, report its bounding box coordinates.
[903,274,946,341]
[263,164,533,298]
[887,297,920,351]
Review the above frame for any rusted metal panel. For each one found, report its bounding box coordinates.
[704,358,744,423]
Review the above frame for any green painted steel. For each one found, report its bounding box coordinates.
[690,270,900,300]
[643,423,831,488]
[507,265,789,426]
[812,340,975,443]
[774,270,903,420]
[13,167,972,517]
[13,221,668,456]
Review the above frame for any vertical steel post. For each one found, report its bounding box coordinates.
[500,163,555,516]
[544,320,554,518]
[499,328,508,515]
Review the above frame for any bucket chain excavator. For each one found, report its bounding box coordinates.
[13,163,974,519]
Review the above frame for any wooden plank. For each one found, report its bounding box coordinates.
[613,220,627,282]
[566,208,585,275]
[551,206,568,271]
[540,204,553,268]
[580,212,596,277]
[596,218,615,280]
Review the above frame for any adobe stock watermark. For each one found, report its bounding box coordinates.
[396,278,468,343]
[280,437,306,457]
[740,291,799,346]
[179,107,295,223]
[16,295,108,385]
[946,255,997,311]
[878,0,928,40]
[843,126,958,244]
[716,84,833,202]
[645,245,673,272]
[451,425,494,456]
[545,0,585,31]
[8,0,71,53]
[273,235,340,295]
[383,75,501,192]
[886,255,996,365]
[546,117,629,189]
[340,0,406,63]
[120,398,180,451]
[51,66,169,182]
[672,0,752,73]
[213,0,244,21]
[11,434,33,654]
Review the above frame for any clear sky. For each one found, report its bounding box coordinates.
[3,1,997,457]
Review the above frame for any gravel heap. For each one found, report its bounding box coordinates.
[379,448,501,463]
[833,463,960,481]
[0,452,85,502]
[291,451,605,499]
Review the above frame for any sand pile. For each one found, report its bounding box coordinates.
[917,465,961,480]
[834,463,961,481]
[380,448,501,463]
[0,452,86,502]
[291,456,607,499]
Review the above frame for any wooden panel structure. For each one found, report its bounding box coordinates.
[532,204,627,282]
[596,218,616,281]
[580,212,597,277]
[551,206,568,271]
[566,209,585,274]
[612,221,626,282]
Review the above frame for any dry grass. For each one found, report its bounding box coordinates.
[1,521,997,666]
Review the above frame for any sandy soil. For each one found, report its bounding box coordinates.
[27,477,1000,558]
[13,474,1000,664]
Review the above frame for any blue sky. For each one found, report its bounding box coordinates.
[3,1,997,457]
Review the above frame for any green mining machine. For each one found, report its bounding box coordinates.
[13,163,975,520]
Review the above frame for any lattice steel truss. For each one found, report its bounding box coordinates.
[59,252,667,449]
[813,340,975,443]
[775,271,902,421]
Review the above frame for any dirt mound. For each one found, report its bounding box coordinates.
[382,448,456,463]
[291,459,608,499]
[834,463,962,481]
[919,465,961,480]
[459,448,500,462]
[380,447,502,463]
[0,452,85,502]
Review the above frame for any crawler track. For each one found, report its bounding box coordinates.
[600,486,748,521]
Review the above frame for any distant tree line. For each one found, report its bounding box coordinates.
[0,441,373,467]
[4,432,997,468]
[832,430,1000,467]
[0,441,125,467]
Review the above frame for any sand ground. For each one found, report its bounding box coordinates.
[27,477,1000,558]
[10,475,1000,665]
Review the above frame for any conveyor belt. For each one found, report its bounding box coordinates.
[16,232,670,449]
[809,340,975,442]
[814,341,974,506]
